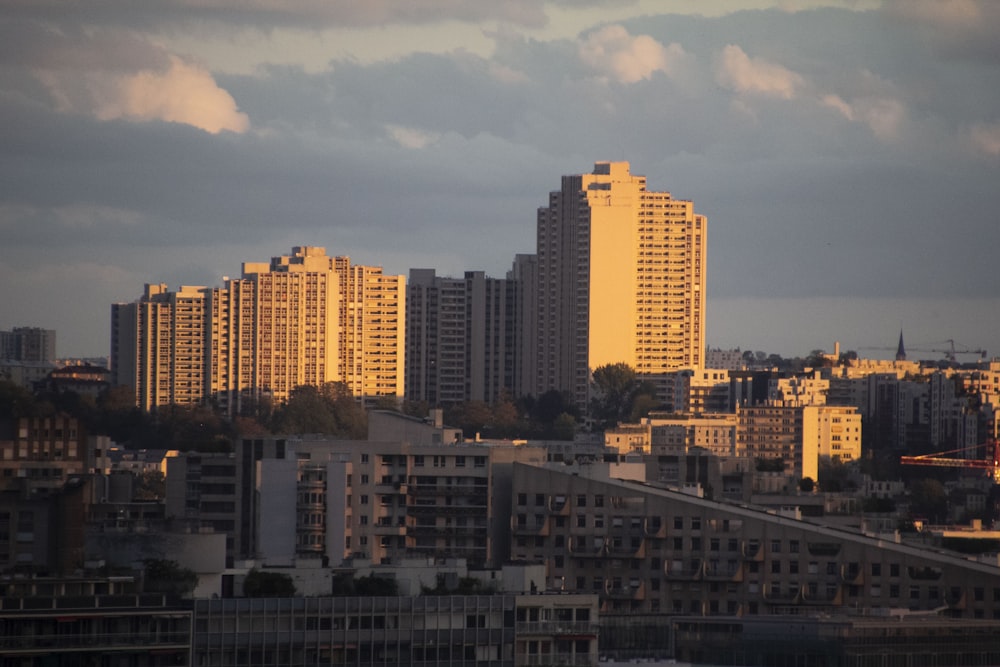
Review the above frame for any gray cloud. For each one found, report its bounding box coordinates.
[1,4,998,357]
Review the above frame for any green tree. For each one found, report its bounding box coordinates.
[244,569,296,597]
[135,470,165,501]
[910,478,948,522]
[590,363,637,426]
[270,382,367,438]
[143,559,198,597]
[552,413,577,441]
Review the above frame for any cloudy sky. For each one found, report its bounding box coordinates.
[2,0,999,362]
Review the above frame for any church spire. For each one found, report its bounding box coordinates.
[895,329,906,361]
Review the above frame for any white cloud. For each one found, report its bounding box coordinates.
[715,44,802,99]
[969,121,1000,156]
[386,124,440,149]
[821,94,854,120]
[35,53,249,134]
[579,24,689,84]
[104,56,249,134]
[820,93,907,141]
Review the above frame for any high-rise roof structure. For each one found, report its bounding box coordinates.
[533,161,706,408]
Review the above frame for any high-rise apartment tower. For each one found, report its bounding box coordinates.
[111,247,404,412]
[534,161,706,408]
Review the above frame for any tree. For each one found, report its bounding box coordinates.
[910,478,947,522]
[135,470,165,501]
[269,382,367,438]
[590,363,637,424]
[244,569,296,597]
[552,413,577,441]
[143,559,198,597]
[799,477,815,493]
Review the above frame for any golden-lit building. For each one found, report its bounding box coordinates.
[738,404,861,479]
[112,247,405,411]
[111,283,210,410]
[534,161,706,408]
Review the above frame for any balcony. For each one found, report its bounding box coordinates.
[516,655,595,667]
[608,540,646,558]
[512,518,549,536]
[643,516,666,538]
[762,583,801,604]
[606,581,645,600]
[568,536,607,556]
[800,584,843,606]
[703,563,743,582]
[516,621,599,637]
[664,559,703,581]
[547,495,570,515]
[840,565,864,585]
[742,540,764,561]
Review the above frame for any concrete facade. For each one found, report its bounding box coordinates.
[534,161,706,409]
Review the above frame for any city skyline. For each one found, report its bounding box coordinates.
[1,1,999,359]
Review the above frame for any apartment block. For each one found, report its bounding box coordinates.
[646,412,739,457]
[0,415,93,489]
[406,269,518,405]
[111,247,405,411]
[534,161,706,409]
[738,404,861,479]
[233,420,546,568]
[0,327,56,363]
[511,463,1000,619]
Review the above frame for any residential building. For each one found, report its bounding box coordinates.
[647,412,739,457]
[111,247,405,412]
[666,368,731,413]
[406,269,518,405]
[511,463,1000,619]
[0,326,56,362]
[508,254,538,401]
[0,415,94,489]
[705,347,744,371]
[533,161,706,409]
[237,433,546,569]
[738,404,861,479]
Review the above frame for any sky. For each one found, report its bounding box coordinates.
[1,0,999,361]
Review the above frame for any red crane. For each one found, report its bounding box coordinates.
[900,439,1000,482]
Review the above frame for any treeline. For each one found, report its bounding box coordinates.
[0,361,667,451]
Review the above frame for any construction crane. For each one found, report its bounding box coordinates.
[900,439,1000,482]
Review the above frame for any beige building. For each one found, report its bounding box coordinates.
[112,247,405,411]
[769,371,829,407]
[739,404,861,479]
[534,161,706,408]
